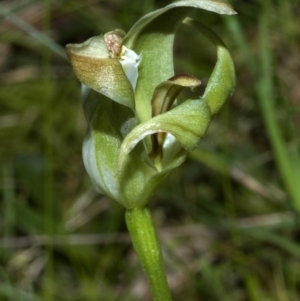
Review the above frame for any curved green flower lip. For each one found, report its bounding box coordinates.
[151,74,201,117]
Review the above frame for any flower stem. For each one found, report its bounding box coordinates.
[125,207,172,301]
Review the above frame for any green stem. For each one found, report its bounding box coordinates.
[125,207,172,301]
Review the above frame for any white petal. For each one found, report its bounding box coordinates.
[119,47,141,90]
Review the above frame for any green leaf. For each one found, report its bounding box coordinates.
[123,0,237,123]
[118,98,211,172]
[184,18,236,114]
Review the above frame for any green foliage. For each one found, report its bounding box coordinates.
[1,0,300,300]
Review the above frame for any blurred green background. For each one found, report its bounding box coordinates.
[1,0,300,300]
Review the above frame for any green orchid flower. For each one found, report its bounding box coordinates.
[66,1,236,300]
[66,0,236,210]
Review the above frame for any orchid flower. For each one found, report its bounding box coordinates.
[66,1,236,300]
